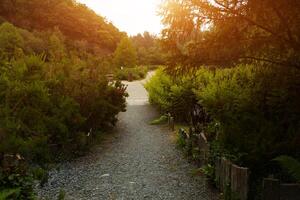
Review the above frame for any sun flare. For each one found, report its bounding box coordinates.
[77,0,163,35]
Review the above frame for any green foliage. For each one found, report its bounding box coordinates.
[146,65,300,196]
[0,188,20,200]
[115,66,148,81]
[113,37,137,68]
[0,21,128,198]
[0,0,124,52]
[176,134,186,149]
[200,164,214,179]
[0,156,35,200]
[32,167,48,186]
[145,68,173,111]
[147,65,300,169]
[131,32,166,66]
[58,189,65,200]
[0,22,24,59]
[160,0,300,71]
[0,22,128,160]
[145,68,198,122]
[150,115,168,125]
[274,156,300,182]
[194,65,300,169]
[159,0,300,198]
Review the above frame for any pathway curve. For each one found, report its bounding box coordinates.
[37,73,216,200]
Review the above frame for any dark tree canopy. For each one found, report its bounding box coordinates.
[160,0,300,72]
[0,0,125,53]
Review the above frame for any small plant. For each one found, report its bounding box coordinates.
[149,115,168,125]
[176,131,187,149]
[58,189,65,200]
[200,164,214,179]
[0,188,21,200]
[32,167,48,186]
[0,170,35,199]
[274,155,300,183]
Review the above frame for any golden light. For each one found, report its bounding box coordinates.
[77,0,163,35]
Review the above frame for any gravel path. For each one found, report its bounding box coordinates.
[37,74,217,200]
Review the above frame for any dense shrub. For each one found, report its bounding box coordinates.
[146,65,300,196]
[194,66,300,167]
[0,22,128,197]
[145,68,198,122]
[0,155,35,199]
[115,66,148,81]
[0,24,127,162]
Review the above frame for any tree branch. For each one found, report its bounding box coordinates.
[212,0,299,51]
[240,56,300,69]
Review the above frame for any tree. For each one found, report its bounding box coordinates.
[0,22,24,59]
[0,0,124,53]
[113,37,137,68]
[160,0,300,72]
[131,32,166,65]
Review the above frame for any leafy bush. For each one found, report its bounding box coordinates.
[115,66,148,81]
[150,115,168,125]
[274,156,300,183]
[194,65,300,168]
[0,22,128,198]
[0,155,35,200]
[145,68,198,122]
[147,65,300,165]
[146,65,300,197]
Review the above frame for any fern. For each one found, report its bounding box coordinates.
[274,155,300,182]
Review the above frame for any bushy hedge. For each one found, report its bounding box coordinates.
[0,22,127,198]
[145,68,198,122]
[115,66,148,81]
[146,66,300,184]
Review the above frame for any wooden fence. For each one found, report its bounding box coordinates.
[170,115,250,199]
[171,114,300,199]
[215,158,249,200]
[263,178,300,200]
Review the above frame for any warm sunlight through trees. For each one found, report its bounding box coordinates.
[156,0,300,199]
[160,0,300,72]
[114,37,137,68]
[0,0,300,199]
[77,0,163,35]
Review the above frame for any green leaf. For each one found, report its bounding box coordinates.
[274,155,300,182]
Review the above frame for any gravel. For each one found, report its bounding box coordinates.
[36,76,218,200]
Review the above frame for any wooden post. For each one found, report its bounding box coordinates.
[280,183,300,200]
[263,178,280,200]
[169,117,175,131]
[220,158,232,192]
[231,164,249,200]
[215,157,221,188]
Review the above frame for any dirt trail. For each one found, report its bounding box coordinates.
[37,74,216,200]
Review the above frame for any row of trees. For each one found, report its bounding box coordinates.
[113,32,167,69]
[112,32,167,81]
[0,0,125,53]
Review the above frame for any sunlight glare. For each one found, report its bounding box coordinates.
[77,0,163,35]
